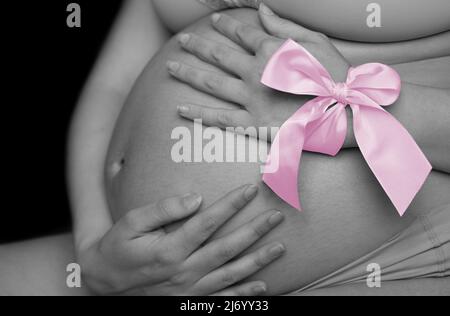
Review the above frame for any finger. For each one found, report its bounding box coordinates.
[167,61,249,106]
[177,104,253,130]
[211,13,270,53]
[170,184,259,256]
[178,33,252,77]
[212,281,267,296]
[188,210,284,272]
[121,193,203,234]
[195,242,285,294]
[258,3,324,43]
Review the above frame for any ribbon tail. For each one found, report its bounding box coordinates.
[352,105,432,216]
[263,127,305,210]
[263,99,330,210]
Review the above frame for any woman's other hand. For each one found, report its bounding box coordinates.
[79,184,285,296]
[168,4,354,145]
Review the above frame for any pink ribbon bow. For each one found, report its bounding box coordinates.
[261,39,431,216]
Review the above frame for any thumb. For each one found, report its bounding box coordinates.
[258,3,317,42]
[121,193,203,234]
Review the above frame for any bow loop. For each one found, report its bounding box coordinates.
[346,63,402,106]
[261,39,334,97]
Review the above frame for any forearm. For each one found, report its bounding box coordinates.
[332,31,450,65]
[346,83,450,173]
[390,83,450,173]
[68,87,125,251]
[68,0,169,251]
[296,278,450,296]
[391,57,450,89]
[333,28,450,88]
[0,235,91,296]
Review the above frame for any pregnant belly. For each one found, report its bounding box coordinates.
[105,9,450,294]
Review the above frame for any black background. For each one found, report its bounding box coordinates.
[2,1,123,242]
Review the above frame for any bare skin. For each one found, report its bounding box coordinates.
[2,3,449,295]
[105,9,450,295]
[0,4,450,295]
[153,0,450,42]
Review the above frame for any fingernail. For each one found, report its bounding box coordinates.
[268,211,284,226]
[178,33,190,45]
[259,3,274,15]
[252,284,267,295]
[244,185,258,201]
[183,193,203,211]
[167,61,180,73]
[268,244,285,258]
[211,13,221,23]
[177,105,190,115]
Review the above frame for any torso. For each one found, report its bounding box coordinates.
[105,9,450,294]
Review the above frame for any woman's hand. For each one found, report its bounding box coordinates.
[168,4,353,144]
[79,184,285,296]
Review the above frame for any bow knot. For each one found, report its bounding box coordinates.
[260,39,431,216]
[331,82,349,105]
